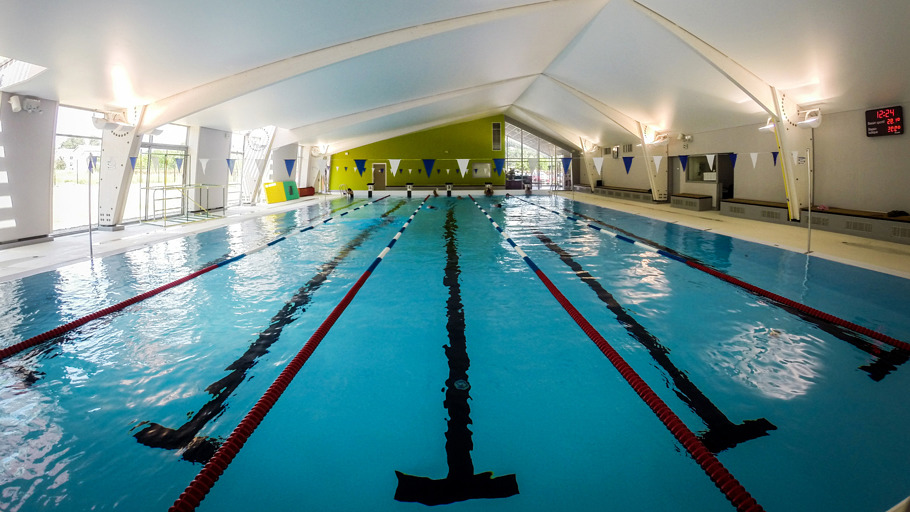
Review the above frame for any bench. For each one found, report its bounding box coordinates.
[671,193,712,211]
[592,186,654,203]
[801,206,910,245]
[720,198,793,225]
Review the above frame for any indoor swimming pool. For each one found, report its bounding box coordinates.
[1,194,909,511]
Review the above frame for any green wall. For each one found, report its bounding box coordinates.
[328,115,506,190]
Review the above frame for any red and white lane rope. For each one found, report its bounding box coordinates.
[470,195,764,512]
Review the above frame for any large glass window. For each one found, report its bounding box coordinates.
[134,125,189,221]
[52,106,102,232]
[504,123,572,190]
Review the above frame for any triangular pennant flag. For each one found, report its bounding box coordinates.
[706,154,716,171]
[593,157,604,176]
[679,155,689,171]
[423,159,435,177]
[389,159,401,177]
[791,150,800,165]
[561,157,572,174]
[729,153,737,170]
[200,158,209,174]
[622,156,633,174]
[457,159,470,178]
[354,159,367,177]
[528,158,539,172]
[226,159,236,174]
[772,151,779,166]
[285,159,296,176]
[493,158,505,176]
[652,155,663,174]
[750,153,758,168]
[175,157,184,171]
[88,155,97,172]
[129,156,137,170]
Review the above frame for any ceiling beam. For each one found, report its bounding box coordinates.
[138,0,579,133]
[629,0,778,119]
[293,75,538,144]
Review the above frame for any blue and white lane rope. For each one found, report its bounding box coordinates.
[169,195,431,512]
[507,194,910,351]
[230,195,391,264]
[467,195,764,512]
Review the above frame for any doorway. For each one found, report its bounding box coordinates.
[372,163,386,190]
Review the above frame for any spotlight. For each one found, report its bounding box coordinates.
[797,108,822,129]
[758,117,776,133]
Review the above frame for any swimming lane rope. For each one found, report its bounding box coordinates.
[168,195,431,512]
[0,195,391,363]
[508,194,910,353]
[469,196,764,512]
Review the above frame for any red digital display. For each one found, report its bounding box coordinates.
[866,106,903,136]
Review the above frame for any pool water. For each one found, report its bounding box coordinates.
[1,194,908,511]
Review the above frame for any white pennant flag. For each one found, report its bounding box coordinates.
[750,152,759,168]
[593,157,604,176]
[457,159,470,178]
[652,155,663,174]
[528,158,539,171]
[389,159,401,177]
[200,158,209,174]
[706,154,716,170]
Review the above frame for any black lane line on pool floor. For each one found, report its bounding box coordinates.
[535,232,776,453]
[133,200,407,463]
[512,195,909,381]
[395,204,519,505]
[557,203,910,381]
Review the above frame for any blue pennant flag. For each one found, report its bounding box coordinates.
[285,159,295,176]
[679,155,689,171]
[771,151,779,166]
[622,156,634,174]
[129,156,137,170]
[561,157,572,173]
[493,158,505,176]
[730,153,737,169]
[88,155,96,172]
[422,159,435,178]
[354,159,367,177]
[226,159,236,174]
[175,157,184,171]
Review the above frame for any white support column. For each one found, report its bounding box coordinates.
[630,0,807,219]
[97,108,145,228]
[769,88,809,220]
[636,123,667,201]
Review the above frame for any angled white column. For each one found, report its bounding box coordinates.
[97,107,145,227]
[630,0,806,219]
[546,75,665,200]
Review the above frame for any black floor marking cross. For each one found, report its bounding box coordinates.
[394,205,518,505]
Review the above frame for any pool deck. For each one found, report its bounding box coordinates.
[2,190,910,283]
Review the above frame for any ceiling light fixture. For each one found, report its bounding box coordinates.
[758,117,776,133]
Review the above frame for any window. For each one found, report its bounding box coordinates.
[52,106,102,232]
[504,122,572,189]
[492,122,501,151]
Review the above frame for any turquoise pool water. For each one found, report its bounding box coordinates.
[1,195,908,511]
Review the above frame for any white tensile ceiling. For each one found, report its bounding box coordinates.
[1,0,908,152]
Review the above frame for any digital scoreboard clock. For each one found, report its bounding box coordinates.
[866,106,903,137]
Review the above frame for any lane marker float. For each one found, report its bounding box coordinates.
[508,194,910,353]
[168,196,431,511]
[0,196,391,363]
[470,196,764,512]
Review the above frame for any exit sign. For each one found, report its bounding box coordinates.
[866,106,903,137]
